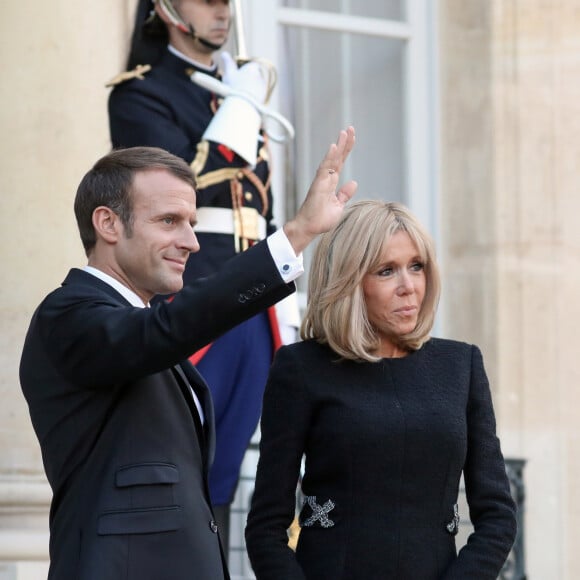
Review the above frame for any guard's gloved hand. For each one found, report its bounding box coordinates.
[220,51,268,104]
[202,51,264,166]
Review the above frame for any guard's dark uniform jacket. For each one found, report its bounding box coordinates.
[108,49,280,507]
[108,48,276,281]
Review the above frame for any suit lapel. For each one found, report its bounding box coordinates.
[64,269,219,473]
[175,362,217,470]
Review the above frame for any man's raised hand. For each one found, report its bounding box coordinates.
[284,126,357,254]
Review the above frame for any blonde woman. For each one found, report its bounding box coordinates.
[246,201,516,579]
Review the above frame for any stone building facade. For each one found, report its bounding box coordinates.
[1,1,579,578]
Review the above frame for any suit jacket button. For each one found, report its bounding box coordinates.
[209,520,218,533]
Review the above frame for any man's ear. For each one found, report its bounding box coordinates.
[92,206,121,244]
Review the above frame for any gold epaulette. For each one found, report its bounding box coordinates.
[105,64,152,88]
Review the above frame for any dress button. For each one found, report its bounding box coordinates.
[209,520,218,533]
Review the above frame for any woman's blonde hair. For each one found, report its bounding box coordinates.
[301,200,441,361]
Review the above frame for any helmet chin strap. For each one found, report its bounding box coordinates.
[191,31,225,52]
[155,0,226,51]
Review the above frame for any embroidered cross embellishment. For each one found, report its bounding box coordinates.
[446,503,460,535]
[302,495,336,528]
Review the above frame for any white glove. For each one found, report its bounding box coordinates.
[220,51,268,104]
[202,51,264,166]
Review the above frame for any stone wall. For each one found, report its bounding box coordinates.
[440,1,580,578]
[0,1,136,577]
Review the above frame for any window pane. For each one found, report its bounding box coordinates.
[279,27,406,205]
[278,26,406,290]
[281,0,405,22]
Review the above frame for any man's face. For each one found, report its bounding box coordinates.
[176,0,231,51]
[113,169,199,304]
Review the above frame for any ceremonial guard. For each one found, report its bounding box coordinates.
[107,0,299,553]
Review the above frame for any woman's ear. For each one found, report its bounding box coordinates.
[92,206,121,244]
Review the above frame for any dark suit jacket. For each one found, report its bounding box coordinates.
[108,47,281,509]
[245,339,517,580]
[19,241,293,580]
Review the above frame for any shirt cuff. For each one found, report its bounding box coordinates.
[267,229,304,283]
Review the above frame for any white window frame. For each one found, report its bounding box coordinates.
[243,0,440,242]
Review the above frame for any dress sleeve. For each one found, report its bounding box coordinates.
[443,345,517,579]
[245,346,311,579]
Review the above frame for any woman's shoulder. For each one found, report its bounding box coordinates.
[277,339,335,359]
[416,339,484,383]
[423,336,477,359]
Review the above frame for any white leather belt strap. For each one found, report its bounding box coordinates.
[194,207,267,240]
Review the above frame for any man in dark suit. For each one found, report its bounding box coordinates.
[107,1,301,547]
[19,131,355,580]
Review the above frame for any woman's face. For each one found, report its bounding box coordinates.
[362,230,426,356]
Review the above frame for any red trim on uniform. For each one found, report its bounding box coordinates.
[188,306,282,366]
[217,144,235,163]
[189,343,213,365]
[267,306,283,353]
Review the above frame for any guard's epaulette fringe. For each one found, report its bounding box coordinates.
[105,64,152,88]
